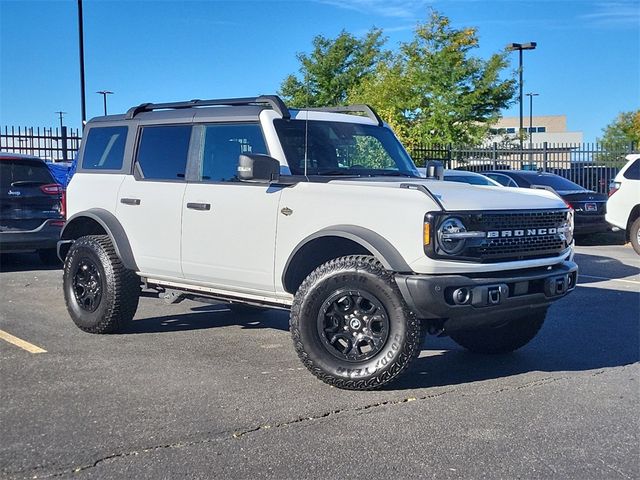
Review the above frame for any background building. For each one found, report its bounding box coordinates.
[489,115,583,145]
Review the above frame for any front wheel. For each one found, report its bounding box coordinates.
[290,255,422,390]
[448,308,547,354]
[63,235,140,334]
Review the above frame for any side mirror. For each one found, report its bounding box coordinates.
[237,154,280,183]
[425,160,444,181]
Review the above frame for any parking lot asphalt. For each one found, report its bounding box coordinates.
[1,242,638,479]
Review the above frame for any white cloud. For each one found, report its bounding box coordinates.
[579,1,640,27]
[315,0,434,18]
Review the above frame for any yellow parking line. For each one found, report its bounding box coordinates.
[0,329,47,354]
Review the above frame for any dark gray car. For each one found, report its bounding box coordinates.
[0,153,65,264]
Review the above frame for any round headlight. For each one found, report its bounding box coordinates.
[438,217,467,255]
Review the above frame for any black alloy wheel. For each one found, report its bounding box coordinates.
[318,289,390,362]
[72,257,103,312]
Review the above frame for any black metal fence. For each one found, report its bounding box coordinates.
[409,142,637,194]
[1,126,81,162]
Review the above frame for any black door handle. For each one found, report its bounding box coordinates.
[120,198,141,205]
[186,202,211,211]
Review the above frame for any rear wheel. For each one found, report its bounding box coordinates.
[63,235,140,333]
[448,308,547,354]
[290,255,422,390]
[630,217,640,255]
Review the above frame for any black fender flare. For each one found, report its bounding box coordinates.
[59,208,138,271]
[282,225,412,285]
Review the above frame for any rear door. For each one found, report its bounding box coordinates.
[0,158,63,232]
[115,125,191,278]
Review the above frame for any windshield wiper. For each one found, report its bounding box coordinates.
[314,170,362,176]
[366,171,416,178]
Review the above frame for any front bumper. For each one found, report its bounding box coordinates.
[0,220,64,252]
[395,260,578,330]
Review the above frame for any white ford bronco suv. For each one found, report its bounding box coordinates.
[59,96,577,390]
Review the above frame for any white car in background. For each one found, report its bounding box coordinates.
[606,153,640,254]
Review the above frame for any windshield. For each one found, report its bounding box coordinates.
[273,119,419,177]
[527,174,585,191]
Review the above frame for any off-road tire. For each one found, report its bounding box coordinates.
[228,303,268,315]
[38,248,61,266]
[63,235,140,334]
[290,255,422,390]
[630,217,640,255]
[448,308,547,354]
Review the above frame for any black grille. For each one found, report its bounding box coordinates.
[434,209,571,262]
[477,210,568,231]
[471,210,569,262]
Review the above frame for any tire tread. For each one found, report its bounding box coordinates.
[290,255,421,390]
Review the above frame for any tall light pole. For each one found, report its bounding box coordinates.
[526,93,539,165]
[507,42,537,153]
[97,91,114,115]
[78,0,86,125]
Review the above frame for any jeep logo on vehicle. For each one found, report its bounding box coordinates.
[487,228,558,238]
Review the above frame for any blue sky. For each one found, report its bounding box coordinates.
[1,0,638,142]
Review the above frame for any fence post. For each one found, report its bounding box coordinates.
[543,141,548,171]
[446,143,452,169]
[492,142,497,169]
[61,126,68,162]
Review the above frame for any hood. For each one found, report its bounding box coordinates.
[329,177,567,211]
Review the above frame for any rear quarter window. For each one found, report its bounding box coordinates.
[623,159,640,180]
[82,126,128,170]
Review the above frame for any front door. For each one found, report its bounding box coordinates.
[181,123,281,294]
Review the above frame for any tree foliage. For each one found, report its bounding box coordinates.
[351,12,515,147]
[599,110,640,147]
[279,29,386,108]
[279,11,516,147]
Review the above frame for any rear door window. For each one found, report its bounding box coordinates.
[82,126,128,170]
[136,125,192,181]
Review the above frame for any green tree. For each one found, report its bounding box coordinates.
[279,29,386,108]
[599,110,640,147]
[351,12,515,148]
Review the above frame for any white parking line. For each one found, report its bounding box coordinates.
[579,274,640,286]
[0,329,47,354]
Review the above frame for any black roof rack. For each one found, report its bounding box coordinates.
[124,95,291,120]
[297,104,383,126]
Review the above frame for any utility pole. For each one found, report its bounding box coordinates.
[55,111,66,131]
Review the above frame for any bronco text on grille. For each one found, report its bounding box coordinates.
[471,209,572,262]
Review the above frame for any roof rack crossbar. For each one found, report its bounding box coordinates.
[124,95,290,120]
[297,104,383,126]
